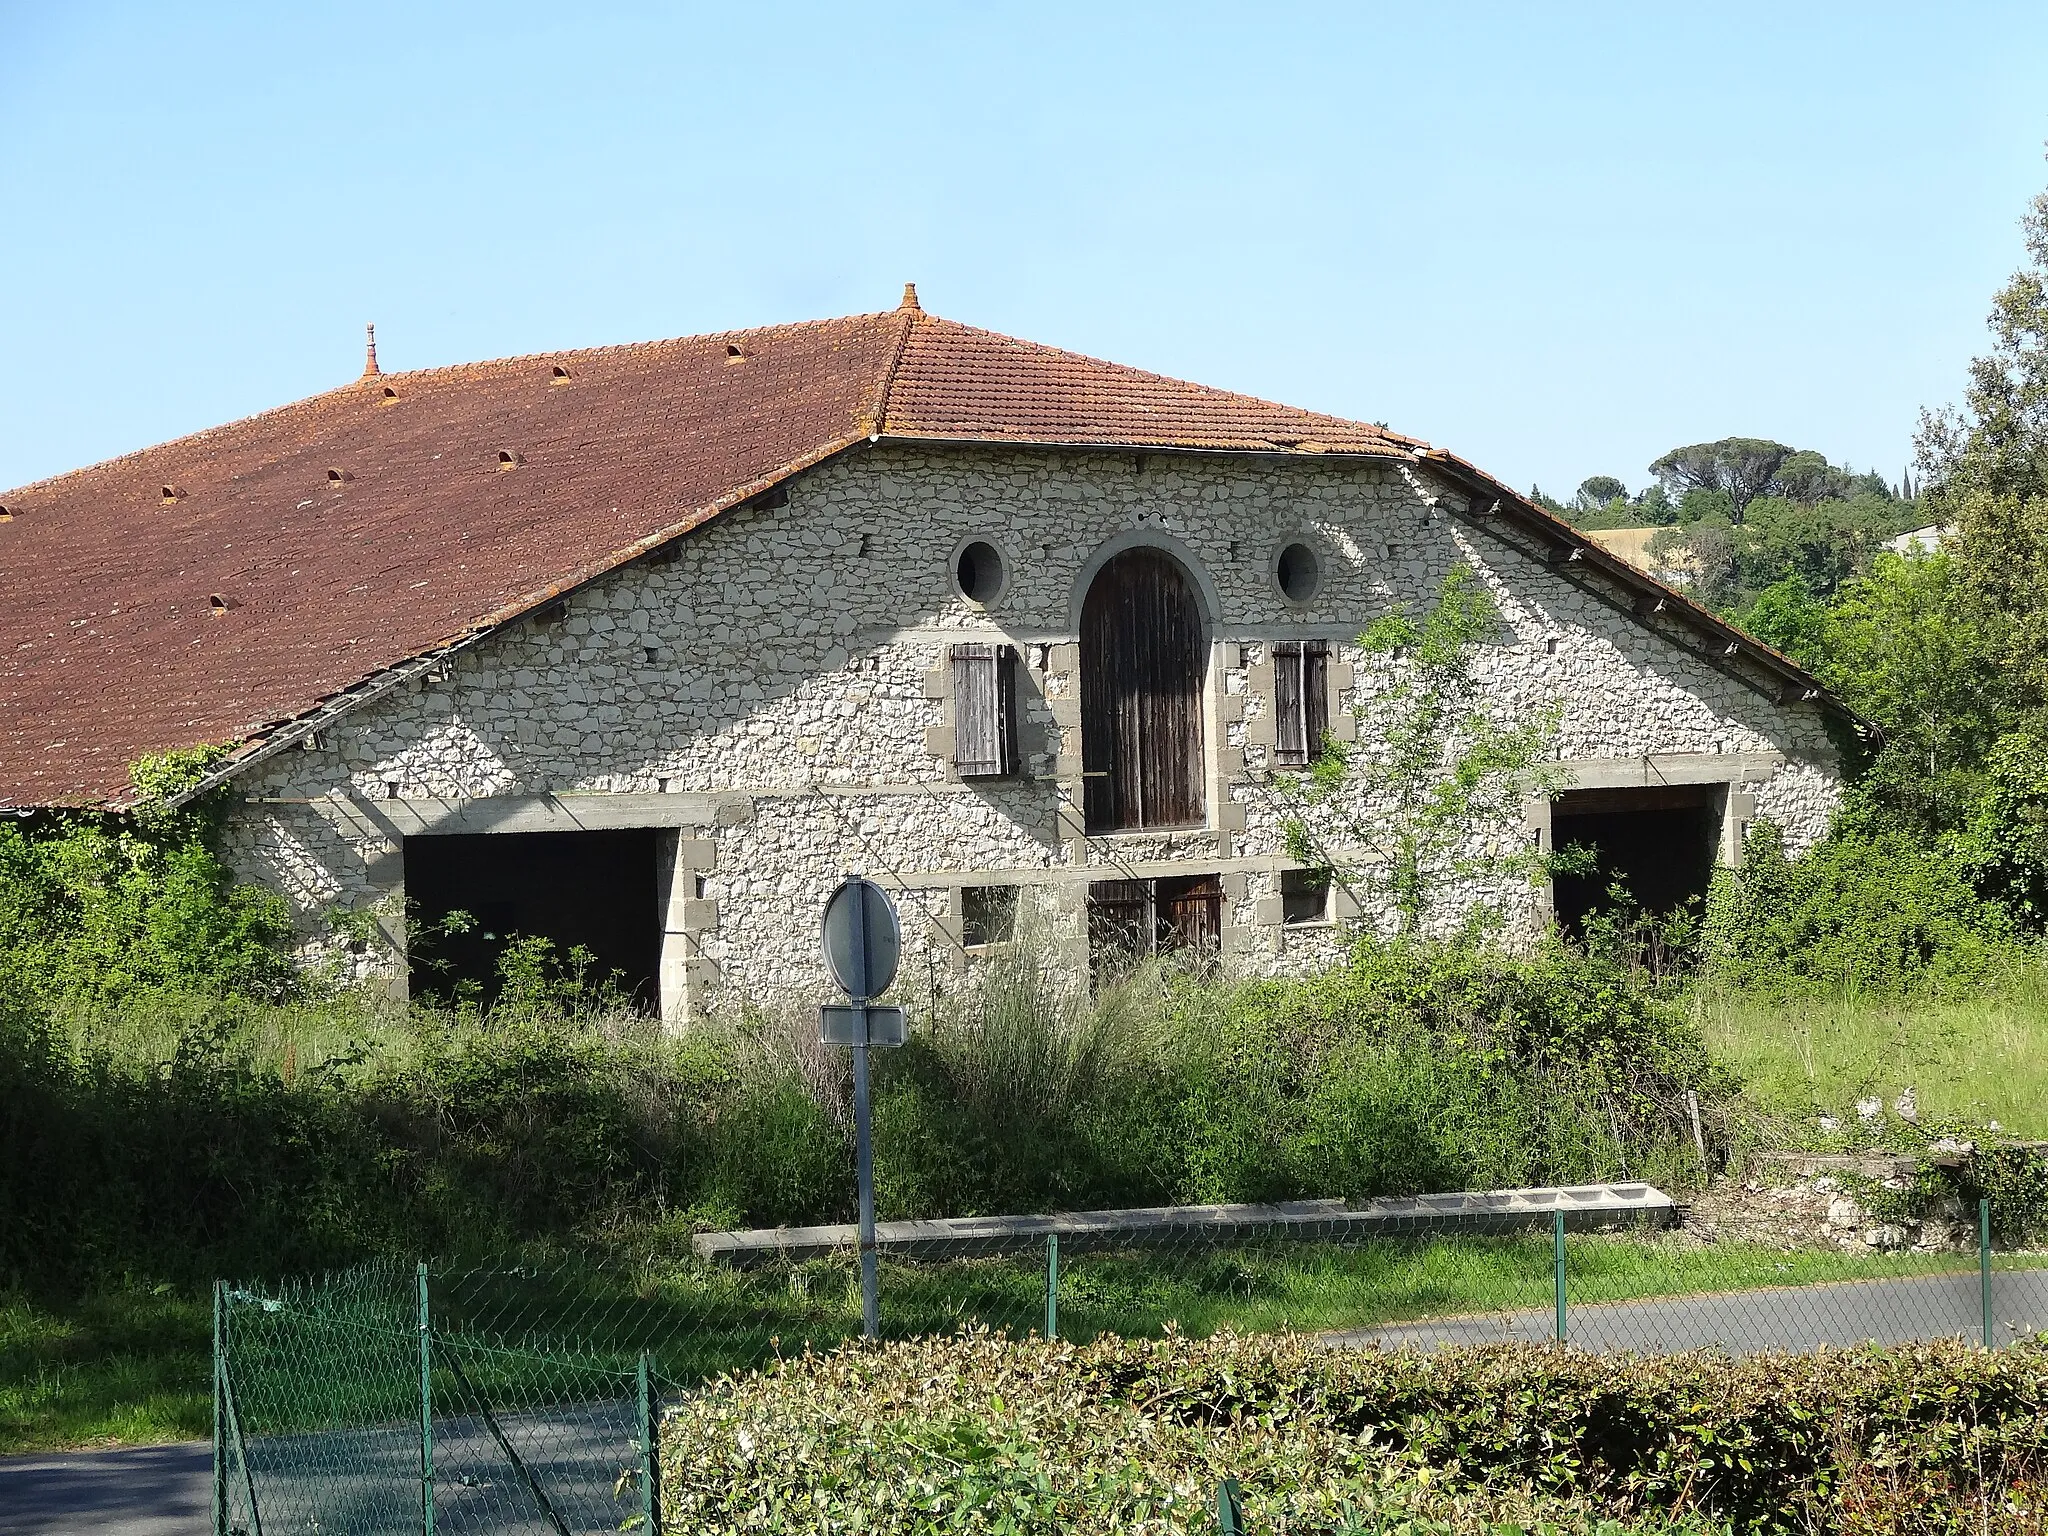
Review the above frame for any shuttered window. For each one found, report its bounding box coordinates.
[1272,641,1329,769]
[1086,873,1223,972]
[951,643,1020,777]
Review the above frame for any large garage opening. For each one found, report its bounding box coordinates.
[1549,785,1723,943]
[406,830,662,1011]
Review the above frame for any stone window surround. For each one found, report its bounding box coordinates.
[1521,750,1779,915]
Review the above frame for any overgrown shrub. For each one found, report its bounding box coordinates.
[1702,822,2024,996]
[872,938,1726,1219]
[0,935,1728,1293]
[0,752,299,1003]
[662,1330,2048,1534]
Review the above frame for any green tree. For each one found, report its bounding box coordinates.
[1650,438,1795,521]
[1919,173,2048,715]
[1278,565,1574,936]
[1573,475,1627,511]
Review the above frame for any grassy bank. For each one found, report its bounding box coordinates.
[0,1287,210,1452]
[1692,968,2048,1136]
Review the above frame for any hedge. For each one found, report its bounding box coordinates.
[660,1330,2048,1534]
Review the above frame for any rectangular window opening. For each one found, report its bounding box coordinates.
[1281,867,1332,925]
[1272,640,1330,769]
[1087,873,1222,977]
[961,884,1019,947]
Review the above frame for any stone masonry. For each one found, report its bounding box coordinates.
[219,443,1844,1017]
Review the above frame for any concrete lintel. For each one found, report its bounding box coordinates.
[1556,751,1783,791]
[303,790,751,840]
[694,1183,1675,1266]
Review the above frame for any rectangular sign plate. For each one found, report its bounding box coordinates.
[820,1003,907,1048]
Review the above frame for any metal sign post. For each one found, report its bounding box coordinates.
[819,876,906,1341]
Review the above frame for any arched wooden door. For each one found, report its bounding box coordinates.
[1080,547,1207,832]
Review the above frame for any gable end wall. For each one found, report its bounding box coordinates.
[218,444,1842,1009]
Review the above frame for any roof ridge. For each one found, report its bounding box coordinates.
[0,310,905,501]
[868,306,921,435]
[369,309,903,383]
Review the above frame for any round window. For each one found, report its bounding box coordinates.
[1275,541,1321,603]
[955,540,1007,605]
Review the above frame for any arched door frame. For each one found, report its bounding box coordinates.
[1075,538,1216,833]
[1068,531,1221,643]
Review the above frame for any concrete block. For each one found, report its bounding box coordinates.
[693,1183,1677,1266]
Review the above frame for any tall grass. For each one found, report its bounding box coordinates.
[1690,963,2048,1137]
[0,934,1726,1297]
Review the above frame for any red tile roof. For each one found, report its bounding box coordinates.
[0,297,1834,809]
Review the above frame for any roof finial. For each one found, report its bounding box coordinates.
[362,323,380,377]
[899,283,921,313]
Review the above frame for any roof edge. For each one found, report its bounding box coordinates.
[1411,449,1864,732]
[147,431,883,813]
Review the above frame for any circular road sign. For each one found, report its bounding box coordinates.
[820,877,901,1001]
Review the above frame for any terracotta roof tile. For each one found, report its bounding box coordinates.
[0,304,1833,808]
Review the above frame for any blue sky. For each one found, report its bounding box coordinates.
[3,3,2045,499]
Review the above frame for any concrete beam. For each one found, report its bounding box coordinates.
[693,1183,1675,1266]
[285,790,752,840]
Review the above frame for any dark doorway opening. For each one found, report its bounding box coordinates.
[1087,873,1222,976]
[406,830,662,1010]
[1549,785,1722,941]
[1081,547,1208,832]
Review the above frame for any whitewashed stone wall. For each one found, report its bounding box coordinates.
[219,444,1845,1008]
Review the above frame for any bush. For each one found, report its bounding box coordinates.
[0,754,300,1004]
[0,934,1729,1294]
[871,938,1726,1219]
[1703,822,2024,996]
[662,1330,2048,1534]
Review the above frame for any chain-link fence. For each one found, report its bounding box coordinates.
[214,1198,2048,1535]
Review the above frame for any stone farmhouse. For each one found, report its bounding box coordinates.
[0,288,1851,1017]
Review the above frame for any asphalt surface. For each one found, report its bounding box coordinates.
[0,1441,213,1536]
[1333,1266,2048,1352]
[12,1269,2048,1533]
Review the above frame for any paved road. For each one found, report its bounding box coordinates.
[2,1401,642,1536]
[1333,1267,2048,1352]
[0,1441,212,1536]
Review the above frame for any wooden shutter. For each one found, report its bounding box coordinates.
[1156,873,1222,956]
[951,643,1019,777]
[1272,641,1329,769]
[1087,879,1154,968]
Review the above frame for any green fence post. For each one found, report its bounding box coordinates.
[638,1350,659,1534]
[418,1262,435,1536]
[212,1281,226,1536]
[1045,1234,1059,1342]
[1216,1476,1244,1535]
[1553,1211,1567,1345]
[1981,1197,1994,1349]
